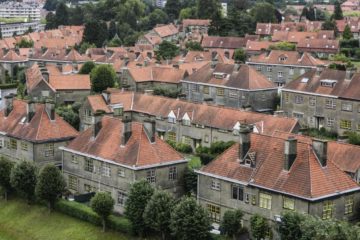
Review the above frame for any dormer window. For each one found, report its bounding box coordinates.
[279,56,287,61]
[168,110,176,124]
[213,72,228,79]
[112,104,124,116]
[182,113,191,126]
[320,79,337,88]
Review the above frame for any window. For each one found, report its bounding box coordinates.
[293,112,304,119]
[340,119,352,130]
[211,180,220,191]
[84,184,92,192]
[192,84,200,92]
[294,95,304,104]
[84,158,94,172]
[267,66,272,72]
[278,71,283,78]
[327,118,335,127]
[325,99,336,109]
[182,136,192,145]
[113,107,123,116]
[216,88,224,96]
[0,138,3,149]
[284,93,289,103]
[117,191,127,205]
[21,141,28,151]
[345,196,354,214]
[207,204,221,222]
[101,162,111,177]
[203,86,209,94]
[341,102,353,112]
[118,168,125,177]
[44,143,54,157]
[68,175,78,191]
[256,66,262,71]
[183,118,191,126]
[322,201,334,219]
[289,67,294,75]
[309,97,316,106]
[71,154,78,164]
[204,135,209,143]
[229,90,238,98]
[283,197,295,210]
[232,185,244,201]
[168,116,176,123]
[10,139,17,150]
[259,193,272,209]
[146,169,156,183]
[169,166,177,180]
[167,132,176,142]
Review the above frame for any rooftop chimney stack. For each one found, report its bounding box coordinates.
[4,94,14,117]
[284,136,297,171]
[93,110,104,139]
[121,117,132,146]
[312,139,328,167]
[45,99,55,121]
[144,119,156,143]
[239,125,252,162]
[27,101,35,122]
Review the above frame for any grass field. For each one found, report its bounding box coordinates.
[0,198,134,240]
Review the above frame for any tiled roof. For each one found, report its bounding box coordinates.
[336,18,360,32]
[272,30,334,43]
[297,38,339,53]
[67,116,184,167]
[127,66,187,84]
[255,21,324,35]
[87,95,111,113]
[199,133,359,200]
[0,49,27,62]
[153,24,179,38]
[31,48,90,62]
[0,100,78,143]
[201,36,248,49]
[245,40,274,52]
[183,19,211,28]
[184,63,276,90]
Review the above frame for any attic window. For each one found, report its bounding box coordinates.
[213,72,228,79]
[320,79,337,87]
[301,77,309,83]
[279,56,287,61]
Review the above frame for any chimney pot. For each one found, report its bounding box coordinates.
[239,125,252,162]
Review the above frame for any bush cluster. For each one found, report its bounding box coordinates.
[166,140,193,153]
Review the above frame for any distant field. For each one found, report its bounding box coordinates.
[0,198,133,240]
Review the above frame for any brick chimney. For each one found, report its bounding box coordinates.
[239,125,252,162]
[92,110,104,139]
[45,99,55,121]
[27,101,36,122]
[284,136,297,171]
[4,94,14,117]
[144,119,156,143]
[121,117,132,146]
[312,139,328,167]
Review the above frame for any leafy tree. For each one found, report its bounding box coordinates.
[45,12,57,30]
[185,41,203,51]
[108,34,122,47]
[250,214,270,240]
[278,211,305,240]
[144,190,174,240]
[79,61,96,74]
[220,209,245,240]
[36,164,65,212]
[170,197,211,240]
[78,42,96,54]
[83,20,108,47]
[233,48,246,63]
[179,7,197,20]
[322,19,337,34]
[44,0,59,11]
[10,161,37,204]
[56,104,80,130]
[343,24,353,40]
[156,41,179,60]
[15,38,34,48]
[90,64,116,93]
[228,0,249,13]
[69,6,84,25]
[90,192,114,232]
[55,2,69,27]
[269,42,296,51]
[108,20,117,40]
[251,2,277,23]
[165,0,181,21]
[17,82,26,99]
[149,9,168,28]
[0,157,14,201]
[125,180,154,236]
[184,166,197,195]
[197,0,221,19]
[228,11,255,37]
[333,0,343,20]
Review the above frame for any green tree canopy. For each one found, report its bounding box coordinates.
[233,48,246,63]
[36,164,65,212]
[333,0,343,20]
[56,104,80,130]
[10,161,37,204]
[220,209,245,240]
[343,24,353,40]
[251,2,277,23]
[55,2,69,27]
[108,20,117,40]
[179,7,197,20]
[156,41,179,60]
[0,157,14,201]
[165,0,181,21]
[79,61,96,74]
[45,12,57,30]
[83,20,108,47]
[15,38,34,48]
[125,180,154,236]
[149,9,168,28]
[197,0,221,19]
[185,41,203,51]
[90,64,116,93]
[250,214,270,240]
[90,192,115,232]
[269,42,296,51]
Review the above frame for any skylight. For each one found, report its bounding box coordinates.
[301,78,309,83]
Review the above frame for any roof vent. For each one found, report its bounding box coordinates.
[301,77,309,83]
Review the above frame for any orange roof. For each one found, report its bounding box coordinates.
[49,74,90,90]
[128,66,187,84]
[153,24,179,38]
[183,19,211,28]
[87,95,111,113]
[0,49,27,62]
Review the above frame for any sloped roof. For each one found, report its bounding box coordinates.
[153,24,179,38]
[201,36,247,49]
[128,66,187,84]
[183,19,211,28]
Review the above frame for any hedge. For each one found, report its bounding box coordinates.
[0,83,18,89]
[54,199,132,234]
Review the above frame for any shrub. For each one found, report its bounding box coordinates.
[166,140,193,153]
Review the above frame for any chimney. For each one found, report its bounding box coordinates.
[346,68,355,80]
[239,125,252,162]
[312,139,328,167]
[121,118,132,146]
[42,71,49,82]
[92,110,104,138]
[4,94,14,117]
[102,90,110,104]
[45,99,55,121]
[144,119,156,143]
[284,136,297,171]
[27,101,35,122]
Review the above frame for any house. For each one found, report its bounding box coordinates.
[0,95,78,166]
[296,38,339,58]
[30,48,91,66]
[281,68,360,135]
[25,63,91,104]
[61,115,187,213]
[0,49,28,81]
[246,50,326,87]
[121,66,188,93]
[196,127,360,232]
[336,18,360,39]
[201,35,259,50]
[271,30,335,44]
[79,92,299,149]
[245,40,275,56]
[182,19,211,35]
[255,21,324,37]
[137,24,179,47]
[173,50,234,65]
[181,63,278,112]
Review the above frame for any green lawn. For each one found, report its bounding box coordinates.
[0,198,134,240]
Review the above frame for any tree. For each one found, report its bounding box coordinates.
[83,20,108,47]
[108,20,117,40]
[278,211,305,240]
[15,38,34,48]
[333,0,343,20]
[90,64,116,93]
[185,41,203,51]
[251,2,277,23]
[220,209,245,240]
[269,41,296,51]
[79,61,96,74]
[108,34,122,47]
[0,157,14,201]
[36,164,65,212]
[45,12,57,30]
[125,180,154,236]
[156,41,179,60]
[179,7,197,20]
[55,2,69,27]
[69,6,84,25]
[44,0,59,11]
[322,19,337,34]
[250,214,270,240]
[170,197,211,240]
[90,192,114,232]
[183,166,198,195]
[10,161,37,204]
[233,48,246,63]
[78,42,96,54]
[165,0,181,21]
[144,190,174,240]
[149,9,168,28]
[197,0,221,19]
[343,24,353,40]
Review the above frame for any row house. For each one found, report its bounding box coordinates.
[196,127,360,234]
[245,40,275,56]
[201,35,259,51]
[137,24,179,48]
[182,19,211,41]
[79,91,299,149]
[336,17,360,39]
[296,38,339,58]
[281,68,360,136]
[0,49,28,81]
[25,63,91,105]
[173,50,234,65]
[255,21,324,37]
[246,50,326,86]
[181,63,278,112]
[271,30,335,44]
[61,115,187,213]
[29,48,91,67]
[0,95,78,166]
